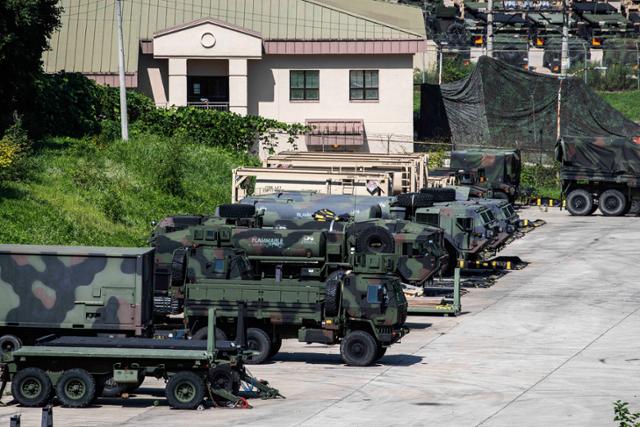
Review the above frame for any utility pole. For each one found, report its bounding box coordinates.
[560,0,570,76]
[487,0,494,58]
[116,0,129,141]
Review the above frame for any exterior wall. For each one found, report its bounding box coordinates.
[137,53,168,104]
[247,54,414,157]
[187,59,228,76]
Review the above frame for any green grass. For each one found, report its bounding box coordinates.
[0,134,258,247]
[598,90,640,123]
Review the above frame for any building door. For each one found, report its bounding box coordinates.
[187,76,229,104]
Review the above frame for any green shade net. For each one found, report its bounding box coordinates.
[422,56,640,152]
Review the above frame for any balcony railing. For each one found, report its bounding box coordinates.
[187,101,229,111]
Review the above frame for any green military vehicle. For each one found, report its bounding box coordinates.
[450,148,522,202]
[151,207,409,366]
[1,310,281,409]
[557,137,640,216]
[0,245,154,354]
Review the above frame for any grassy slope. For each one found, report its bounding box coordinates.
[0,135,258,247]
[598,90,640,123]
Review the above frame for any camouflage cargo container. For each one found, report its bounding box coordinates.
[0,245,154,353]
[450,148,521,202]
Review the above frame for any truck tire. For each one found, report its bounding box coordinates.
[599,189,627,217]
[208,365,241,404]
[566,189,594,216]
[246,328,272,364]
[325,271,344,317]
[420,187,456,202]
[11,367,53,407]
[171,248,188,287]
[0,334,21,356]
[340,330,378,367]
[56,369,96,408]
[191,326,228,342]
[165,371,205,410]
[355,226,395,254]
[269,335,283,357]
[375,345,387,361]
[396,192,434,208]
[218,204,256,219]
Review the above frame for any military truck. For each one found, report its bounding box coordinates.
[557,137,640,216]
[450,148,522,202]
[0,245,154,354]
[151,208,409,366]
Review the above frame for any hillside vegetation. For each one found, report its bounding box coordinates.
[598,91,640,123]
[0,134,258,247]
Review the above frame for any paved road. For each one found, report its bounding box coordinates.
[1,208,638,426]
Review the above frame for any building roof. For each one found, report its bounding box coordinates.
[44,0,426,75]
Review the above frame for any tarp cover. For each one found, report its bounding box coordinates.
[420,56,640,152]
[557,136,640,175]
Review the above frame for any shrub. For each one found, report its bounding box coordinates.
[521,162,561,199]
[0,118,30,182]
[614,400,640,427]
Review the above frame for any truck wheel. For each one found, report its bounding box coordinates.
[56,369,96,408]
[340,330,378,367]
[165,371,205,410]
[171,248,188,287]
[599,190,627,217]
[566,189,593,216]
[269,335,282,357]
[325,271,344,317]
[246,328,272,364]
[355,226,395,254]
[11,367,52,407]
[0,334,21,356]
[396,192,434,208]
[375,345,387,361]
[208,365,241,404]
[191,326,228,342]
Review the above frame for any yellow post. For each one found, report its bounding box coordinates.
[537,198,541,206]
[506,261,512,270]
[549,199,553,207]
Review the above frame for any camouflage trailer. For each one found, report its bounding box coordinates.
[151,208,409,366]
[556,137,640,216]
[450,148,522,202]
[0,245,154,353]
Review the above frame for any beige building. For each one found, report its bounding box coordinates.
[45,0,427,155]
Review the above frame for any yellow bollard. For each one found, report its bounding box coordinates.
[524,219,529,227]
[537,198,541,206]
[459,260,465,269]
[506,261,512,270]
[548,199,553,207]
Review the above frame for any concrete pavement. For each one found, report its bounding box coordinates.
[0,207,638,426]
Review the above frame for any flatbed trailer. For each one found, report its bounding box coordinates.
[0,311,282,410]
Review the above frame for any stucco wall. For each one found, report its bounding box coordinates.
[247,54,414,156]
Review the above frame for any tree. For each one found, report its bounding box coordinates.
[0,0,62,132]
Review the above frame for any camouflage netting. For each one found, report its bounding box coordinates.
[556,136,640,175]
[420,56,640,152]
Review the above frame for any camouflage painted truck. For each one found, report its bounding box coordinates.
[449,149,522,203]
[151,207,410,366]
[0,245,154,354]
[557,137,640,216]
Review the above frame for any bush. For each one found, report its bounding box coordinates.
[521,162,561,199]
[0,118,30,182]
[572,64,638,91]
[614,400,640,427]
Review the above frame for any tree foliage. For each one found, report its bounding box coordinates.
[0,0,61,132]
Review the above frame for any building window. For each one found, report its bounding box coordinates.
[350,70,379,101]
[290,70,319,101]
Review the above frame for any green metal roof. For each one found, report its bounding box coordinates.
[44,0,426,75]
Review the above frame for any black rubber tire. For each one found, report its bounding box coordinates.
[355,226,395,254]
[218,204,256,219]
[170,248,188,287]
[396,192,434,208]
[269,336,282,357]
[191,326,228,342]
[165,371,205,410]
[375,345,387,361]
[11,367,52,407]
[56,369,96,408]
[566,189,594,216]
[246,328,272,364]
[599,189,627,217]
[325,271,344,317]
[208,365,241,404]
[340,330,378,367]
[588,204,599,215]
[420,187,456,202]
[0,334,21,356]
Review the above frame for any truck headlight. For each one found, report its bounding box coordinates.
[486,229,494,238]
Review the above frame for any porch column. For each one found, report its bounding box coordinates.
[228,59,248,115]
[168,58,187,107]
